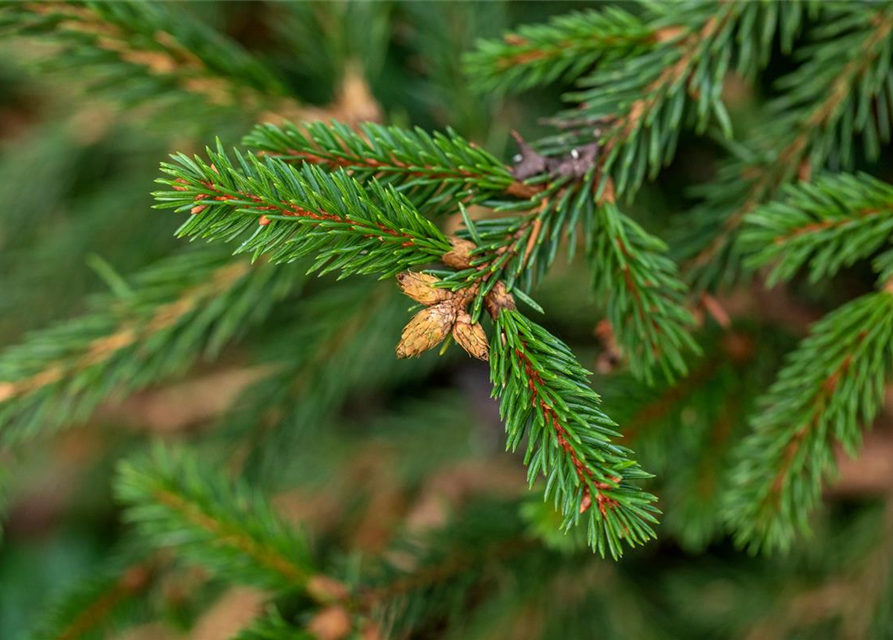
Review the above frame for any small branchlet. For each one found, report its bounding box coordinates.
[490,309,658,558]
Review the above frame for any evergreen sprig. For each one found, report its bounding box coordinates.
[724,290,893,553]
[463,7,653,95]
[115,445,314,591]
[243,119,537,215]
[154,144,452,278]
[742,172,893,286]
[435,177,585,313]
[244,121,595,313]
[243,119,698,383]
[590,201,698,383]
[490,309,658,558]
[543,1,811,200]
[0,247,298,445]
[600,327,772,550]
[0,1,294,120]
[30,555,154,640]
[682,2,893,289]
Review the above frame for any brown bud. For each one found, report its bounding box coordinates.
[396,303,456,358]
[442,237,476,270]
[307,606,352,640]
[452,311,489,361]
[484,281,516,319]
[396,271,450,306]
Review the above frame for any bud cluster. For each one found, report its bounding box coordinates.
[395,270,489,361]
[394,238,518,361]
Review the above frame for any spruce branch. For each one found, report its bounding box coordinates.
[741,172,893,286]
[245,122,590,301]
[682,3,893,289]
[590,200,698,383]
[154,144,452,278]
[245,121,572,308]
[0,1,300,122]
[243,120,540,214]
[545,1,811,200]
[245,120,698,381]
[115,445,314,591]
[466,1,812,105]
[0,247,298,445]
[490,309,658,558]
[725,289,893,553]
[463,7,653,95]
[31,556,156,640]
[603,330,763,549]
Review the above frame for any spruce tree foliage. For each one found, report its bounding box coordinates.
[116,446,315,591]
[0,246,299,445]
[0,1,295,126]
[741,173,893,286]
[2,1,893,639]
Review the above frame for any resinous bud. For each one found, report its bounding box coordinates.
[396,302,456,358]
[396,271,451,306]
[452,311,489,361]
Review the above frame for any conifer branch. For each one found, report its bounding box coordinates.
[243,120,541,213]
[115,445,314,591]
[154,144,452,278]
[725,290,893,553]
[245,120,698,381]
[0,247,299,444]
[600,330,761,549]
[742,172,893,286]
[584,3,740,197]
[245,121,579,313]
[544,1,810,199]
[0,1,300,121]
[490,309,658,558]
[32,558,156,640]
[682,3,893,288]
[590,200,698,383]
[463,7,653,95]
